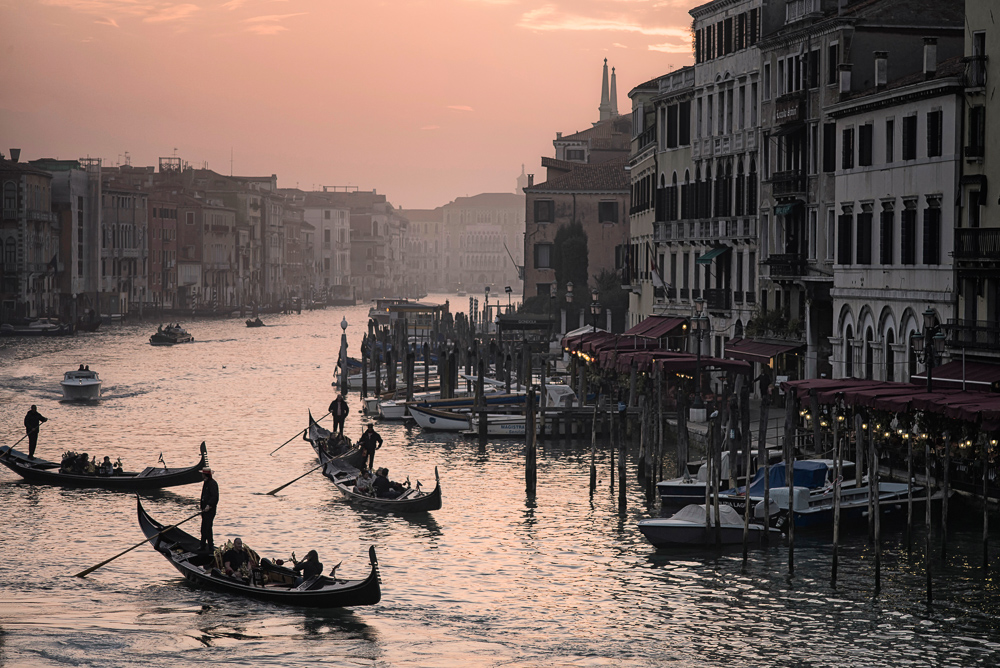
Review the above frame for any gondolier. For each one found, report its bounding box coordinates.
[200,468,219,551]
[23,405,48,458]
[358,424,383,470]
[329,393,349,437]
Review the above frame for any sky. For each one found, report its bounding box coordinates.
[0,0,695,209]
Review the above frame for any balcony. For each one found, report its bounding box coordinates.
[636,124,656,152]
[964,55,988,88]
[764,253,807,278]
[770,170,807,197]
[653,221,672,242]
[704,288,731,312]
[948,318,1000,350]
[954,228,1000,261]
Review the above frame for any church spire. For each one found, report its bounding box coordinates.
[599,58,612,121]
[610,66,618,117]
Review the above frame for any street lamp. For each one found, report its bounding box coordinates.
[590,288,601,330]
[691,298,708,410]
[910,307,946,392]
[505,285,512,310]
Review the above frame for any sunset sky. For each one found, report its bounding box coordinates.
[1,0,694,209]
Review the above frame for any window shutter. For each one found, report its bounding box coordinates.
[837,214,853,264]
[922,208,940,264]
[879,210,893,264]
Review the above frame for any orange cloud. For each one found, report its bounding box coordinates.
[447,105,474,112]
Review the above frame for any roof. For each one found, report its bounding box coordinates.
[623,315,687,339]
[910,360,1000,390]
[557,116,633,149]
[725,338,805,364]
[837,56,965,104]
[525,156,629,193]
[447,193,524,208]
[398,208,444,222]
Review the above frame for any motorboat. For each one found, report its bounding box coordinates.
[638,503,781,547]
[718,460,857,520]
[60,367,102,401]
[464,414,528,437]
[656,450,782,508]
[766,478,924,529]
[0,319,73,337]
[149,323,194,346]
[407,405,472,431]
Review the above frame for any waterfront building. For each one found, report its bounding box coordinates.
[443,193,525,295]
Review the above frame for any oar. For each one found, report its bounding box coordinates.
[7,423,44,453]
[269,412,330,456]
[266,464,324,495]
[74,510,202,578]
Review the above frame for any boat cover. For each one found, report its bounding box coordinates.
[671,504,745,526]
[743,460,829,495]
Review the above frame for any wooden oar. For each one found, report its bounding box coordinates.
[266,464,324,495]
[269,412,330,456]
[74,510,202,578]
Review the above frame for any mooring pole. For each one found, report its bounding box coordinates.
[525,387,537,495]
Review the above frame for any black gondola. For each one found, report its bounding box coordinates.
[303,411,368,470]
[0,442,208,490]
[304,412,442,513]
[137,497,381,608]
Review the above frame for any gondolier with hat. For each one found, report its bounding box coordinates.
[23,405,48,459]
[329,393,349,437]
[358,423,383,470]
[199,467,219,552]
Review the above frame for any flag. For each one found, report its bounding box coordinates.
[47,254,58,275]
[647,242,667,289]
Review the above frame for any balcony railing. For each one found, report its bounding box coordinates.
[954,228,1000,260]
[771,170,807,197]
[704,288,731,311]
[948,318,1000,350]
[764,253,807,278]
[636,125,656,151]
[964,55,988,88]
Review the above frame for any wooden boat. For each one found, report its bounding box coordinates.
[0,320,73,337]
[0,442,208,490]
[302,411,368,470]
[245,318,265,328]
[61,367,102,401]
[150,324,194,346]
[137,497,381,608]
[326,466,442,513]
[407,405,472,431]
[76,310,102,332]
[638,504,781,547]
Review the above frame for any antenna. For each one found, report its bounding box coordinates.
[230,147,233,176]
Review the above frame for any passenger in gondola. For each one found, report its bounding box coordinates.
[372,467,403,499]
[113,458,123,475]
[223,537,257,578]
[292,550,323,584]
[98,456,113,476]
[354,468,374,496]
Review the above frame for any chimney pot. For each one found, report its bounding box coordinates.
[874,51,888,88]
[528,174,534,188]
[923,37,938,78]
[9,148,20,162]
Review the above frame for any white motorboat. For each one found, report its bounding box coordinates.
[378,400,409,420]
[407,405,472,431]
[60,367,102,401]
[638,503,781,547]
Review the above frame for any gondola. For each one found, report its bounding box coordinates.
[304,412,442,512]
[302,411,368,470]
[327,466,442,513]
[245,318,265,328]
[137,497,381,608]
[0,442,208,490]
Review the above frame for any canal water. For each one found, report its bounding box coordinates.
[1,296,999,667]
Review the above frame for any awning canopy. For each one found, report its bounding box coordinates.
[622,315,687,340]
[774,201,802,216]
[696,246,730,264]
[910,360,1000,390]
[725,338,804,364]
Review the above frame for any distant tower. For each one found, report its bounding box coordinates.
[599,58,613,121]
[610,67,619,117]
[516,164,529,193]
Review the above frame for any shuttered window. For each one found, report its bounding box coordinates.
[879,210,894,264]
[923,206,941,264]
[856,212,873,264]
[900,209,917,264]
[838,214,853,264]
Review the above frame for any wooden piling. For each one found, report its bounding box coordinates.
[906,432,914,552]
[704,416,714,536]
[638,397,647,481]
[618,408,627,507]
[361,342,369,402]
[831,408,842,586]
[374,348,382,398]
[984,435,990,570]
[942,433,951,559]
[477,359,487,446]
[590,399,598,492]
[423,342,430,391]
[873,431,882,596]
[925,435,933,606]
[406,350,415,402]
[525,387,537,495]
[785,390,797,576]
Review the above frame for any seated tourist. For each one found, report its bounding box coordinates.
[292,550,323,584]
[373,467,403,499]
[98,456,113,476]
[354,468,374,495]
[222,537,256,578]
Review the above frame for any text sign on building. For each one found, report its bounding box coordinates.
[774,99,801,125]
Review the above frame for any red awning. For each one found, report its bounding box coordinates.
[910,360,1000,390]
[654,355,751,375]
[725,338,805,364]
[623,316,687,339]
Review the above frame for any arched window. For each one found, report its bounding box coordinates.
[747,159,758,212]
[3,237,15,265]
[845,324,854,378]
[2,181,16,210]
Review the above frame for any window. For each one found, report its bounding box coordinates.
[858,123,873,166]
[969,191,982,228]
[667,105,679,148]
[885,118,894,162]
[748,252,755,292]
[809,124,819,174]
[827,42,839,85]
[856,209,873,264]
[808,209,818,259]
[826,209,835,260]
[533,243,553,269]
[763,62,771,100]
[927,110,943,157]
[536,283,552,297]
[566,149,585,161]
[324,210,331,220]
[880,205,894,264]
[777,59,785,96]
[842,127,855,169]
[838,212,853,264]
[679,101,691,145]
[186,212,194,225]
[923,203,941,264]
[902,115,917,160]
[599,201,619,224]
[808,48,820,88]
[900,206,917,264]
[534,199,554,223]
[823,123,837,172]
[968,106,986,157]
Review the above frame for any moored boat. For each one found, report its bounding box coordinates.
[0,442,208,490]
[0,320,73,337]
[137,497,381,608]
[407,405,473,431]
[638,503,781,547]
[60,366,102,401]
[150,323,194,346]
[325,466,443,513]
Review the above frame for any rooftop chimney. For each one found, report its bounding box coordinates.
[9,148,20,162]
[874,51,888,89]
[528,174,534,188]
[923,37,938,79]
[839,63,853,95]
